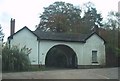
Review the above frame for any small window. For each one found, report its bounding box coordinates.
[92,51,98,63]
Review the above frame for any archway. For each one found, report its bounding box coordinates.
[45,45,78,68]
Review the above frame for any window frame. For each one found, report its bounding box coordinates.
[92,50,98,63]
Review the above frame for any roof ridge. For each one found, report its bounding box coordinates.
[8,27,106,43]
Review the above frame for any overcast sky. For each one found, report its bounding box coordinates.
[0,0,119,41]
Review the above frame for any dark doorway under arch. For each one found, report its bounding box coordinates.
[45,45,78,68]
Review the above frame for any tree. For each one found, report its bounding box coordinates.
[102,11,120,66]
[103,11,120,48]
[37,1,103,34]
[0,24,4,55]
[104,11,120,31]
[80,2,103,34]
[0,24,4,41]
[38,1,82,33]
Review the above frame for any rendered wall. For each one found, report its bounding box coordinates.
[9,29,106,66]
[39,34,105,66]
[10,28,38,65]
[39,40,84,65]
[83,34,106,65]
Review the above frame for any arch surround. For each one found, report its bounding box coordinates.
[45,44,78,68]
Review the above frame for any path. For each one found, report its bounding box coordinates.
[2,67,119,79]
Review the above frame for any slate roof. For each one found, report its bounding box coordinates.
[34,29,89,42]
[8,26,106,43]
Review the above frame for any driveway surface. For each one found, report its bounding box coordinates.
[2,67,119,79]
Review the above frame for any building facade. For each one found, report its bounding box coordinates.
[8,26,106,68]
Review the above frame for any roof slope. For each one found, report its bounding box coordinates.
[34,29,89,42]
[8,26,39,39]
[8,26,106,43]
[34,28,106,43]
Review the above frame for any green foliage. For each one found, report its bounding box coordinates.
[103,11,120,54]
[38,1,82,33]
[2,43,31,72]
[115,48,120,57]
[38,1,103,34]
[101,11,120,66]
[99,28,119,66]
[0,24,3,34]
[105,44,119,66]
[0,24,4,41]
[104,11,120,31]
[81,5,103,33]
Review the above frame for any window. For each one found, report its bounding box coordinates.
[92,51,98,63]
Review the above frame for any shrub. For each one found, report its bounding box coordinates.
[106,44,119,67]
[2,43,31,72]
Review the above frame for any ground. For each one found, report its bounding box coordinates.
[2,67,119,79]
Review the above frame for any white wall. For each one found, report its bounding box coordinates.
[10,29,106,66]
[10,28,38,65]
[83,34,106,65]
[39,40,84,65]
[39,34,105,66]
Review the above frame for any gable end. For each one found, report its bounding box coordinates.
[8,26,39,40]
[84,32,106,44]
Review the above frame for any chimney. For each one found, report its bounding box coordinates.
[10,18,15,35]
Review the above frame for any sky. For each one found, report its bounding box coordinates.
[0,0,119,41]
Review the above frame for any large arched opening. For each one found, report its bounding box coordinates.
[45,45,78,68]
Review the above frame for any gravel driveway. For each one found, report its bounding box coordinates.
[2,67,119,79]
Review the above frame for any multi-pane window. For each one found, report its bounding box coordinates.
[92,51,98,63]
